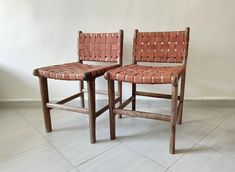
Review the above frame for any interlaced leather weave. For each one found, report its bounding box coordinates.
[133,31,188,63]
[105,64,185,84]
[34,62,119,81]
[33,31,123,81]
[105,29,189,84]
[78,33,122,62]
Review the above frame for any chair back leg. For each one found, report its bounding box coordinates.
[118,81,122,119]
[87,80,96,143]
[39,77,52,132]
[132,84,136,111]
[178,72,186,124]
[80,80,85,108]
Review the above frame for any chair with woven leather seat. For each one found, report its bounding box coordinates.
[33,30,123,143]
[105,28,190,154]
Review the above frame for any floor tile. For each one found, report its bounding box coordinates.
[1,106,234,172]
[97,113,159,137]
[0,108,30,131]
[77,144,166,172]
[118,125,194,167]
[0,108,24,122]
[68,167,80,172]
[200,127,235,158]
[170,144,235,172]
[0,143,73,172]
[176,117,218,144]
[219,112,235,132]
[34,113,88,142]
[0,125,47,161]
[16,108,70,125]
[49,128,120,166]
[184,108,234,125]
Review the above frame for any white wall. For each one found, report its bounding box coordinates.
[0,0,235,101]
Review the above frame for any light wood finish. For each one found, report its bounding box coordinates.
[39,77,52,132]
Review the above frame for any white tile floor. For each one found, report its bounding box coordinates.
[0,102,235,172]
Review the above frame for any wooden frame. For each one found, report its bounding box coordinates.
[36,30,124,144]
[107,28,190,154]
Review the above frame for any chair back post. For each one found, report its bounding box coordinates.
[78,30,83,64]
[183,27,190,67]
[132,29,138,64]
[118,29,124,66]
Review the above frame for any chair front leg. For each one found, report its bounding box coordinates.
[87,80,96,144]
[108,79,116,140]
[170,81,178,154]
[39,77,52,132]
[132,83,136,111]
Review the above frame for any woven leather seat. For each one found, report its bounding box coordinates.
[33,30,123,144]
[105,28,190,154]
[105,64,185,84]
[34,62,119,81]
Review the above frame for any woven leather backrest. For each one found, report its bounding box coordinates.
[133,28,190,63]
[78,30,123,63]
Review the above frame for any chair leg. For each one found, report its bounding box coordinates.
[132,84,136,111]
[170,82,178,154]
[118,81,122,119]
[178,72,186,125]
[80,81,85,108]
[39,77,52,132]
[87,80,96,144]
[108,79,116,140]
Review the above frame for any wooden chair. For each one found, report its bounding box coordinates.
[33,30,123,143]
[105,28,190,153]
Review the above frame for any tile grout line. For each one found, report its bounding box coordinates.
[15,108,122,169]
[11,107,235,171]
[75,119,167,169]
[165,109,234,171]
[217,126,235,134]
[0,109,52,165]
[198,142,235,160]
[15,108,76,169]
[119,125,169,170]
[75,142,121,168]
[122,141,168,170]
